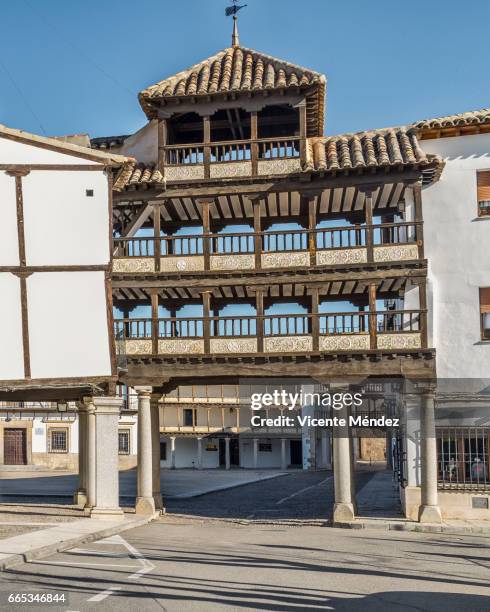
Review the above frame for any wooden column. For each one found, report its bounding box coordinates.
[310,287,320,352]
[151,290,159,355]
[368,283,378,350]
[364,189,374,263]
[298,100,307,164]
[255,288,265,353]
[416,277,428,349]
[199,199,212,270]
[157,119,167,176]
[202,290,212,354]
[203,115,211,179]
[252,198,262,269]
[413,183,425,259]
[308,195,317,267]
[153,201,161,272]
[250,111,258,176]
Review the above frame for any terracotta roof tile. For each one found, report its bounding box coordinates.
[414,108,490,130]
[139,45,326,136]
[304,128,437,173]
[113,163,164,192]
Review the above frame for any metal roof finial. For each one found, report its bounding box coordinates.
[225,1,246,47]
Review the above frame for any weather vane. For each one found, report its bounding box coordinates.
[225,0,247,46]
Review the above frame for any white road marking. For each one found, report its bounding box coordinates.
[276,476,332,505]
[37,560,139,569]
[87,587,122,602]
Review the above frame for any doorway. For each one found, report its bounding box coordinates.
[289,440,302,467]
[219,438,240,467]
[4,428,27,465]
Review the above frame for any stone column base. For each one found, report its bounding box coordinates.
[153,493,165,513]
[136,496,156,515]
[333,502,355,522]
[418,504,442,524]
[90,507,124,520]
[73,490,87,507]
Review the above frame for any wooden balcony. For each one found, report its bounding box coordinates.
[115,310,425,357]
[162,137,302,182]
[113,222,422,275]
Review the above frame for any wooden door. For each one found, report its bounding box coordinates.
[4,429,27,465]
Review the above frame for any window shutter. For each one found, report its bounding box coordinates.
[477,172,490,202]
[480,288,490,314]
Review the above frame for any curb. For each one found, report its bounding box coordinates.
[168,472,289,499]
[329,520,490,535]
[0,514,157,571]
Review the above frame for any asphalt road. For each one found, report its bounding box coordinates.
[0,471,488,611]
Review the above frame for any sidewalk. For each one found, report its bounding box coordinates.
[0,514,153,570]
[334,470,490,534]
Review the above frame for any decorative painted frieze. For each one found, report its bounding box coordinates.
[165,166,205,181]
[319,334,370,351]
[377,333,422,349]
[257,158,302,175]
[160,256,205,272]
[124,339,152,355]
[158,339,205,354]
[210,338,258,353]
[374,244,419,262]
[261,252,310,268]
[210,162,252,179]
[210,254,255,271]
[264,336,313,353]
[112,258,155,273]
[316,248,367,266]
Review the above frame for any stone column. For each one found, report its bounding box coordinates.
[74,404,88,506]
[86,399,96,509]
[90,396,124,519]
[281,438,287,470]
[150,393,164,513]
[136,388,156,515]
[170,436,176,469]
[253,438,258,469]
[332,403,355,522]
[225,437,231,470]
[419,391,442,523]
[197,437,203,470]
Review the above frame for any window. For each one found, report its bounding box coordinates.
[160,441,167,461]
[48,428,68,453]
[437,428,490,489]
[118,430,130,455]
[480,288,490,340]
[477,172,490,216]
[259,440,273,452]
[183,408,197,427]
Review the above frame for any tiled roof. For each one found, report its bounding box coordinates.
[304,128,434,172]
[413,108,490,130]
[91,135,130,150]
[113,163,164,192]
[139,45,326,135]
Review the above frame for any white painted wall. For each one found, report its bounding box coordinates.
[0,173,19,265]
[116,121,158,164]
[0,137,96,165]
[22,171,110,266]
[27,272,111,379]
[0,274,24,380]
[420,133,490,378]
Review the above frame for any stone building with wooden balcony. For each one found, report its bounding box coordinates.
[90,32,451,522]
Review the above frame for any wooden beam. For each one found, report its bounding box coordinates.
[157,119,167,175]
[199,199,211,270]
[413,183,424,259]
[310,287,319,351]
[255,288,264,353]
[252,198,262,269]
[203,116,211,179]
[368,282,377,350]
[250,111,258,176]
[308,195,317,266]
[153,201,161,272]
[151,290,159,355]
[202,290,212,354]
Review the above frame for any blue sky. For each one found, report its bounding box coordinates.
[1,0,489,139]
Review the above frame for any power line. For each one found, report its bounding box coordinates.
[23,0,134,98]
[0,55,47,134]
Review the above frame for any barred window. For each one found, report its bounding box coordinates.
[480,288,490,341]
[477,171,490,217]
[48,428,68,453]
[118,430,130,455]
[437,428,490,490]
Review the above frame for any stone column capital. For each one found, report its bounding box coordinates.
[135,386,153,397]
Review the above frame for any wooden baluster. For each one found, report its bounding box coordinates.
[368,283,377,350]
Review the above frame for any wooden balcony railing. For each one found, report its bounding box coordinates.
[114,310,425,356]
[113,222,422,270]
